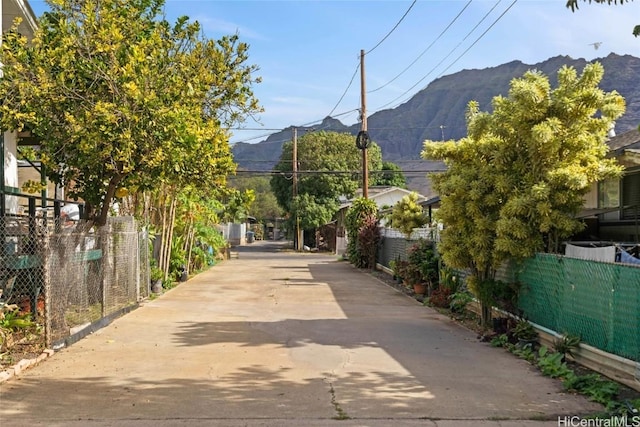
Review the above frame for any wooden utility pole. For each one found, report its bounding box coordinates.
[360,49,368,199]
[292,128,301,251]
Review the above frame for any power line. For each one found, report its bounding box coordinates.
[326,61,360,119]
[229,108,359,146]
[437,0,518,78]
[235,169,447,175]
[371,0,517,113]
[366,0,417,54]
[368,0,473,93]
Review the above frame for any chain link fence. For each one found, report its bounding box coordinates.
[514,254,640,363]
[377,227,440,268]
[1,209,149,349]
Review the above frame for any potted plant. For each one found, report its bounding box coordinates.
[512,319,538,348]
[150,266,164,294]
[406,239,439,296]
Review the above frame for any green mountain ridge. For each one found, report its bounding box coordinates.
[233,53,640,196]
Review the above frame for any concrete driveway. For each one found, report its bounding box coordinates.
[0,240,602,426]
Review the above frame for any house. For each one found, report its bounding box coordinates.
[330,186,429,255]
[578,127,640,243]
[2,0,39,214]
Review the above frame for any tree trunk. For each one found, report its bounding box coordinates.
[480,301,492,329]
[163,191,177,281]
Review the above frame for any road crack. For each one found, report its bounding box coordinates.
[327,380,350,420]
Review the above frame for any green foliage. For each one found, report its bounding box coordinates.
[0,308,35,331]
[537,346,574,379]
[566,0,639,37]
[439,266,463,292]
[373,161,407,188]
[406,239,439,285]
[510,344,537,363]
[0,305,39,355]
[468,277,519,316]
[0,0,261,226]
[490,334,509,348]
[150,266,164,282]
[449,291,473,313]
[512,320,538,342]
[389,192,428,238]
[345,198,378,267]
[563,373,620,405]
[357,215,381,269]
[422,63,625,326]
[553,333,581,357]
[271,131,382,233]
[292,194,338,230]
[229,176,283,222]
[222,189,255,223]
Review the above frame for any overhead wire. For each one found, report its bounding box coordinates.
[366,0,417,55]
[368,0,473,93]
[371,0,518,113]
[325,0,416,119]
[234,1,508,154]
[437,0,518,78]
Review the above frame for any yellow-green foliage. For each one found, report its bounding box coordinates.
[422,62,625,281]
[0,0,261,226]
[390,192,428,238]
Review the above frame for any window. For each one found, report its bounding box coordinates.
[598,178,620,209]
[622,172,640,220]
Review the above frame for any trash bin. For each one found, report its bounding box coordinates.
[246,231,255,243]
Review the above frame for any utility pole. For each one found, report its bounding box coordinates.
[360,49,368,199]
[292,128,301,251]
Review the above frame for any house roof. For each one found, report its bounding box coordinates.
[2,0,38,38]
[607,128,640,155]
[340,186,427,210]
[353,186,423,200]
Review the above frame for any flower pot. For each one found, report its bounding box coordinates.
[412,283,427,295]
[151,279,163,294]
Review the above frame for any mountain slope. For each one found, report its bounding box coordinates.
[233,53,640,195]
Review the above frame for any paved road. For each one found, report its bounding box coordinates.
[0,240,601,426]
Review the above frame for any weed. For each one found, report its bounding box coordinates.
[512,320,538,342]
[563,373,619,406]
[537,346,573,379]
[490,334,509,348]
[553,333,581,357]
[449,291,473,314]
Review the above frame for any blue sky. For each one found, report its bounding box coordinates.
[27,0,640,144]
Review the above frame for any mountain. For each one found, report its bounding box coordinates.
[232,53,640,196]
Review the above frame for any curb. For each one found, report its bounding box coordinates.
[0,349,54,384]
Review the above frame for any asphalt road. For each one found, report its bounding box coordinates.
[0,240,602,426]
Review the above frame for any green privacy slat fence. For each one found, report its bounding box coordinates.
[516,254,640,362]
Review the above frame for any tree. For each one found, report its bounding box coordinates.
[0,0,261,226]
[389,192,428,238]
[373,161,407,188]
[566,0,639,37]
[229,175,283,222]
[270,131,382,232]
[422,62,625,327]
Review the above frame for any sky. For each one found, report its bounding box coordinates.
[27,0,640,145]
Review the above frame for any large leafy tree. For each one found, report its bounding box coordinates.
[229,175,283,222]
[422,62,625,326]
[271,131,382,230]
[566,0,639,37]
[0,0,261,226]
[372,161,407,188]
